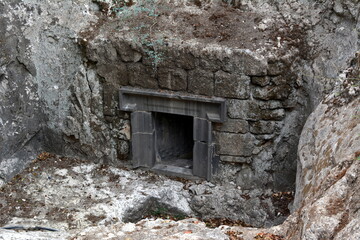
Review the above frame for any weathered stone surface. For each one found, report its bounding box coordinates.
[240,51,268,76]
[193,118,210,142]
[215,132,257,157]
[188,69,214,96]
[131,112,153,134]
[253,84,292,100]
[228,100,286,120]
[235,165,258,190]
[0,0,43,181]
[174,50,198,70]
[214,70,250,99]
[214,119,249,134]
[158,67,187,91]
[251,76,270,87]
[128,63,158,89]
[103,83,119,116]
[114,41,142,63]
[1,1,359,237]
[267,60,286,76]
[220,156,252,163]
[281,94,360,239]
[72,219,228,240]
[97,62,128,86]
[249,121,277,135]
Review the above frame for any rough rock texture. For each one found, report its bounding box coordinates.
[0,0,359,232]
[284,94,360,240]
[0,154,292,229]
[71,219,228,240]
[0,0,43,183]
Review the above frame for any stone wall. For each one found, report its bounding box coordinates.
[80,36,308,191]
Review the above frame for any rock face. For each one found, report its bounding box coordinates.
[283,94,360,240]
[0,0,43,182]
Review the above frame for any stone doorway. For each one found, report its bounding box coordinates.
[153,112,194,175]
[119,87,226,180]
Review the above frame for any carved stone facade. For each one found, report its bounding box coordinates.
[80,39,307,191]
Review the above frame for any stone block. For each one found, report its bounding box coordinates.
[240,51,267,76]
[228,100,286,121]
[253,84,292,100]
[193,141,210,179]
[251,76,270,87]
[97,62,128,85]
[188,69,214,96]
[128,63,158,89]
[215,132,256,157]
[235,166,258,190]
[249,121,276,134]
[103,84,119,116]
[158,67,187,91]
[132,133,155,168]
[131,111,153,134]
[213,119,249,134]
[258,101,283,110]
[174,51,198,70]
[220,155,252,163]
[194,118,210,142]
[271,76,288,85]
[214,71,250,99]
[267,61,286,76]
[114,41,142,63]
[199,56,221,71]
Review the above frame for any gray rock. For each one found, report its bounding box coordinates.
[249,121,277,134]
[251,76,271,87]
[253,84,292,100]
[215,70,250,99]
[128,63,158,89]
[213,119,249,134]
[188,69,214,96]
[220,156,252,164]
[158,67,187,91]
[228,100,286,120]
[215,132,257,157]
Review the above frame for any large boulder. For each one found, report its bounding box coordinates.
[283,90,360,239]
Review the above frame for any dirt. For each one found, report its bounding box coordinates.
[89,0,308,53]
[0,153,295,233]
[0,153,87,227]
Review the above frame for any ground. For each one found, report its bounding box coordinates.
[0,153,287,240]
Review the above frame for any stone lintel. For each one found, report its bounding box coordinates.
[119,87,226,122]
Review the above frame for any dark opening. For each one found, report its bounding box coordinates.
[154,112,193,170]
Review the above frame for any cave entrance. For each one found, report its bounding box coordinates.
[153,112,194,175]
[119,87,226,180]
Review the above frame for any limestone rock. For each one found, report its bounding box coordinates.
[188,69,214,96]
[158,67,187,91]
[214,70,250,99]
[284,95,360,239]
[215,132,257,157]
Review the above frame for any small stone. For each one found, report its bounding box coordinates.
[121,223,136,232]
